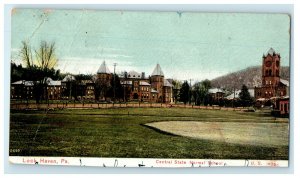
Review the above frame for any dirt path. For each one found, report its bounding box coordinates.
[146,121,289,147]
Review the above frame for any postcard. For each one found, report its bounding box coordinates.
[9,9,290,167]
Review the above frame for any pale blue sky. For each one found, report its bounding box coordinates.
[11,9,290,82]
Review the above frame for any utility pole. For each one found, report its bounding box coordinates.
[189,79,193,105]
[113,63,117,103]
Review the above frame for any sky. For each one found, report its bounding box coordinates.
[11,9,290,82]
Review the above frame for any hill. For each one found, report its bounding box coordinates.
[210,66,289,91]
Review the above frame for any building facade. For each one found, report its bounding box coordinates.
[11,61,173,103]
[119,63,173,103]
[254,48,289,99]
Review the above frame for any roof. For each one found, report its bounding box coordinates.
[208,88,224,94]
[280,79,289,87]
[62,74,76,82]
[48,80,61,86]
[267,48,275,55]
[151,64,164,76]
[24,81,34,86]
[12,80,24,85]
[163,79,173,87]
[127,71,141,78]
[78,80,94,85]
[97,61,111,74]
[140,81,150,86]
[12,80,37,86]
[225,88,255,99]
[151,88,158,93]
[44,77,61,86]
[226,90,241,100]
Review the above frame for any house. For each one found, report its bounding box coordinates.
[45,77,62,100]
[11,80,34,99]
[226,88,255,100]
[208,88,225,100]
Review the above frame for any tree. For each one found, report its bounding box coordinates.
[179,81,190,104]
[93,76,110,101]
[192,82,201,105]
[19,40,58,103]
[195,79,211,105]
[239,84,252,107]
[107,74,124,101]
[21,41,57,71]
[171,79,182,103]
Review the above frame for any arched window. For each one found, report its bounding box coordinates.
[276,70,279,76]
[269,69,272,76]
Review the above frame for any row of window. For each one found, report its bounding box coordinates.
[280,103,289,112]
[265,69,279,77]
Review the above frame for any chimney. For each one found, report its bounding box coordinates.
[124,71,128,79]
[141,72,145,79]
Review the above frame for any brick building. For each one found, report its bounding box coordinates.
[254,48,289,99]
[10,61,173,103]
[119,63,173,103]
[254,48,289,116]
[11,80,34,99]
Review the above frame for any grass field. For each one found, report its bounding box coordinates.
[9,108,289,160]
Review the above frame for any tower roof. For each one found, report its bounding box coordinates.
[97,61,111,74]
[151,64,164,76]
[267,48,275,55]
[62,74,76,82]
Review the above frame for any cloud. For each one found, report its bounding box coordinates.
[58,56,134,74]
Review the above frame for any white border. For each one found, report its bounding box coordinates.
[9,156,289,167]
[1,1,297,176]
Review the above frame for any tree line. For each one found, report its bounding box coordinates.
[174,79,254,107]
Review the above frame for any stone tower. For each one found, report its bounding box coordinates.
[150,64,164,102]
[262,48,281,87]
[97,61,112,85]
[96,61,112,100]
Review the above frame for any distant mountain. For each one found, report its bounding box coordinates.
[210,66,290,91]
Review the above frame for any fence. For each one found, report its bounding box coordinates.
[10,102,247,111]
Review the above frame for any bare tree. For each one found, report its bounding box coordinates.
[19,40,58,103]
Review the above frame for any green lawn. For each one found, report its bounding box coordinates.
[9,108,289,160]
